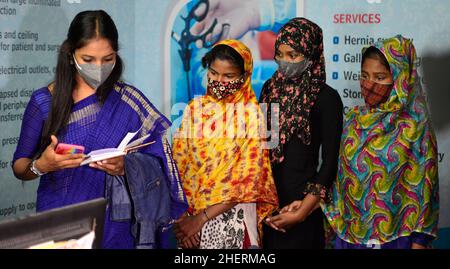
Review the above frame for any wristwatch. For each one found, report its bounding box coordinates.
[30,159,47,177]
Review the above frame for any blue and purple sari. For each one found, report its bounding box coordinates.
[13,81,188,249]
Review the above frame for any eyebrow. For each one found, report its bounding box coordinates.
[209,67,238,76]
[277,50,304,58]
[373,72,390,75]
[81,52,115,58]
[277,48,298,54]
[361,70,389,75]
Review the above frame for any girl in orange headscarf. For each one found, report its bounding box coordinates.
[172,39,278,249]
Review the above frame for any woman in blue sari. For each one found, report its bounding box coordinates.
[12,10,187,249]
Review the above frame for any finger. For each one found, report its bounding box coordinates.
[97,162,119,172]
[89,163,100,169]
[272,217,288,228]
[226,21,247,40]
[194,233,200,244]
[270,214,283,223]
[182,237,193,249]
[58,158,84,168]
[102,156,123,164]
[178,241,187,249]
[89,163,108,172]
[264,218,280,231]
[286,205,295,212]
[294,201,303,209]
[190,0,220,37]
[284,201,302,213]
[269,214,282,222]
[99,161,123,173]
[192,232,201,245]
[191,7,217,44]
[272,220,285,228]
[49,135,58,149]
[191,20,206,37]
[280,206,290,214]
[69,153,86,159]
[186,237,195,249]
[92,161,120,175]
[180,237,191,248]
[191,236,200,248]
[206,18,229,43]
[268,222,280,231]
[98,158,120,167]
[60,163,84,169]
[187,236,198,249]
[55,154,85,161]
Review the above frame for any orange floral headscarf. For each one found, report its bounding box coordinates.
[172,39,278,236]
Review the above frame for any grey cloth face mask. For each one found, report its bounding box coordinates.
[73,56,115,89]
[276,59,310,78]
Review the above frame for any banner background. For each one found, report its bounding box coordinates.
[0,0,448,248]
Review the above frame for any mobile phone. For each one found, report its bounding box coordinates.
[55,143,85,155]
[270,209,280,217]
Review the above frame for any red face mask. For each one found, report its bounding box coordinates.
[207,77,244,100]
[360,79,393,107]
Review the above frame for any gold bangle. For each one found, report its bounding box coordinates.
[203,209,211,221]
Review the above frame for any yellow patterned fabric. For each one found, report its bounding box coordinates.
[172,39,278,237]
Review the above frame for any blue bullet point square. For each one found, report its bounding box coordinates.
[333,36,339,44]
[333,54,339,62]
[332,72,338,80]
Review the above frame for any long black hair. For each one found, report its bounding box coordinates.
[201,44,244,74]
[39,10,123,154]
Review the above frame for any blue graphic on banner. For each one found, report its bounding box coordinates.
[169,0,297,112]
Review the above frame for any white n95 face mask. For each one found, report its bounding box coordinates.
[73,55,115,89]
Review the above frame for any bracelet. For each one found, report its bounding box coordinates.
[203,209,211,221]
[30,159,47,177]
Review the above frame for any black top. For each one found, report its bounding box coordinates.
[271,83,343,207]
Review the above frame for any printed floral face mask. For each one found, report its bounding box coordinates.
[207,77,245,100]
